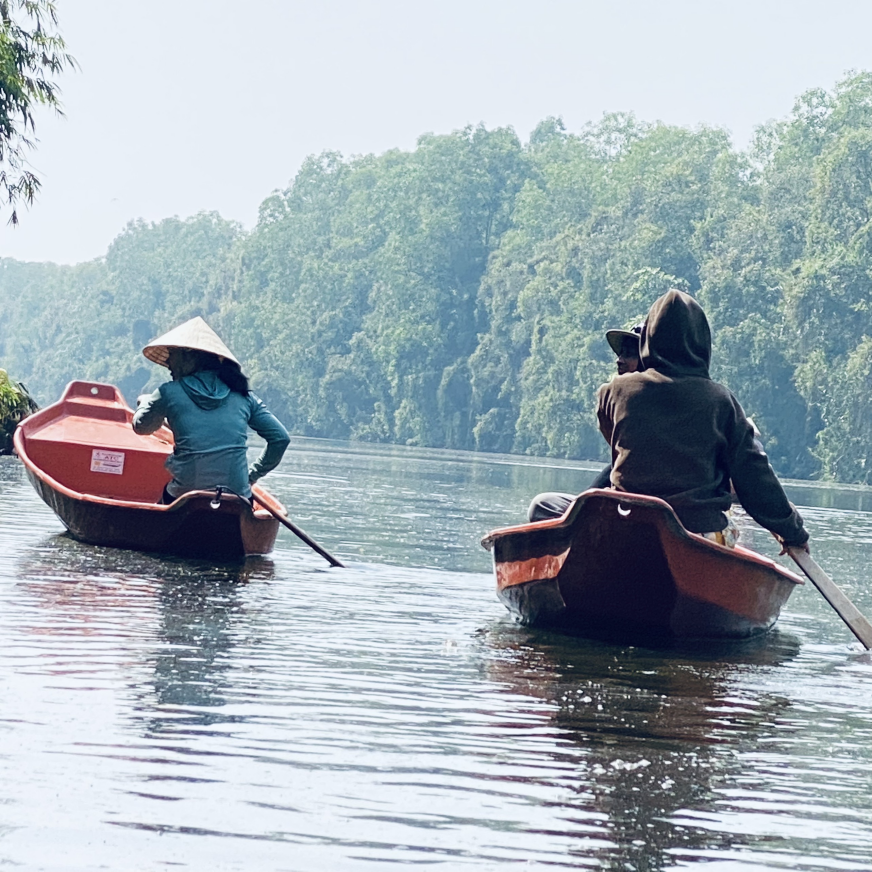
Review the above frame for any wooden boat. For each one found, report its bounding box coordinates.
[481,489,804,641]
[14,380,284,561]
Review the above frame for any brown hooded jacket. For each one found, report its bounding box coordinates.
[596,290,808,545]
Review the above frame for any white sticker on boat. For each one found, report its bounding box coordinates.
[90,449,125,475]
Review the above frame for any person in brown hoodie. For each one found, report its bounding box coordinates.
[527,323,642,521]
[596,290,809,550]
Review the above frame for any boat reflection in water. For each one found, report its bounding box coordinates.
[15,532,274,727]
[141,559,276,729]
[482,621,800,870]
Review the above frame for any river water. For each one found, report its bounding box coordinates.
[1,439,870,871]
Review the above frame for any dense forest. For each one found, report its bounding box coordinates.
[4,74,872,482]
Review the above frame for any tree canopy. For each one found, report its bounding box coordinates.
[6,74,872,483]
[0,0,74,223]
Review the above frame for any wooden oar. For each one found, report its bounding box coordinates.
[258,500,345,567]
[245,488,344,568]
[785,545,872,649]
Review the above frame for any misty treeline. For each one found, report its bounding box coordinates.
[4,73,872,482]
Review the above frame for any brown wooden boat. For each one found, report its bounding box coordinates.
[481,488,804,641]
[14,380,284,561]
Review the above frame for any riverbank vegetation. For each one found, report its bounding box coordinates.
[0,368,36,452]
[4,73,872,482]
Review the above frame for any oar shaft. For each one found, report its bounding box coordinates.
[250,486,344,567]
[274,511,345,568]
[787,546,872,649]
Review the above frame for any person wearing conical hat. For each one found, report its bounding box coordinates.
[132,317,290,503]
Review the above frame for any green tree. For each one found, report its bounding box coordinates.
[226,126,528,445]
[0,366,36,451]
[0,0,74,223]
[10,75,872,483]
[0,213,240,405]
[471,118,734,459]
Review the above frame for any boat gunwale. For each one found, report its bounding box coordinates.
[13,382,279,519]
[483,488,804,587]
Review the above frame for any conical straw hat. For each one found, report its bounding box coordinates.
[142,316,240,368]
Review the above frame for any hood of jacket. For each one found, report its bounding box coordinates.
[178,370,231,410]
[640,290,711,378]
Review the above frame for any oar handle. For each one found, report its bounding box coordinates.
[785,545,872,650]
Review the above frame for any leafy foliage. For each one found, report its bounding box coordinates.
[0,0,74,223]
[0,367,36,451]
[8,75,872,481]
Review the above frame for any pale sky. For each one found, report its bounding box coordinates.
[2,0,871,265]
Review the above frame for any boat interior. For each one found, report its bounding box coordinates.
[19,381,172,503]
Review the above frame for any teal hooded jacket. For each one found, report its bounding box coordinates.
[132,371,290,499]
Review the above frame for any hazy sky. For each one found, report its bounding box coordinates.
[2,0,871,264]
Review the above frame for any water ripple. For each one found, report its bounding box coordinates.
[1,452,871,869]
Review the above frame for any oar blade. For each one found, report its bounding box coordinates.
[787,547,872,650]
[252,485,345,568]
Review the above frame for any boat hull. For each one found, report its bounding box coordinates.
[482,489,803,641]
[15,380,282,561]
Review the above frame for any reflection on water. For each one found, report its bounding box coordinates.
[147,571,251,715]
[1,448,871,870]
[485,625,806,871]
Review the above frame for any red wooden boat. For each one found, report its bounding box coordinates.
[481,489,804,641]
[14,380,284,561]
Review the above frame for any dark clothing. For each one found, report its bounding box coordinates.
[590,465,612,490]
[527,492,575,522]
[527,466,612,522]
[596,291,808,546]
